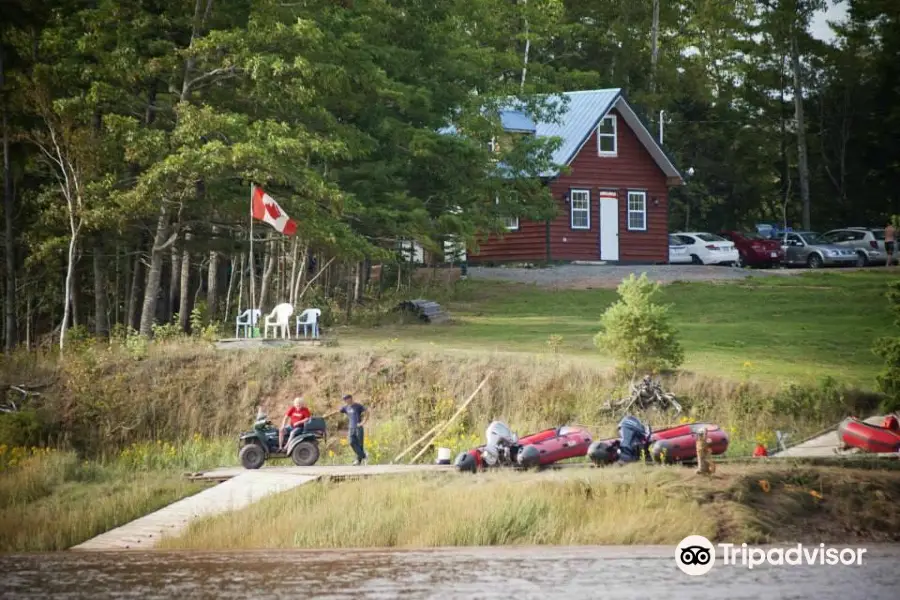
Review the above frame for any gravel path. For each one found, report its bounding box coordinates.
[467,264,800,289]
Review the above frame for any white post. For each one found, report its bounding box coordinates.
[659,110,664,145]
[249,183,256,338]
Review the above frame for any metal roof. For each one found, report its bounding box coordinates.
[499,110,537,133]
[438,88,682,183]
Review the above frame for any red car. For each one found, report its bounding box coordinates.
[718,230,784,267]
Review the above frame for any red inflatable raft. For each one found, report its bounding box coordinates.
[649,422,729,463]
[837,417,900,454]
[454,425,593,472]
[588,421,729,465]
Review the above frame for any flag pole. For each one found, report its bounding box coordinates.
[249,183,257,337]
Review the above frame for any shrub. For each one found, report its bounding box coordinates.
[593,273,684,377]
[873,280,900,408]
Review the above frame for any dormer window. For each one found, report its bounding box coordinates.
[597,115,617,156]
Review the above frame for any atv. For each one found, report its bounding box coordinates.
[238,411,327,469]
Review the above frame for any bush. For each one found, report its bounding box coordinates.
[593,273,684,377]
[873,280,900,407]
[0,410,46,448]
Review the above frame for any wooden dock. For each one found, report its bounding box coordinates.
[71,465,452,551]
[214,337,330,350]
[71,471,319,551]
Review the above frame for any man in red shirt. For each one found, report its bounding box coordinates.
[279,397,311,450]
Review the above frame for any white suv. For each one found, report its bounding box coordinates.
[821,228,886,266]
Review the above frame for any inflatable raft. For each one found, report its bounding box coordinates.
[455,424,592,472]
[837,417,900,453]
[588,420,729,465]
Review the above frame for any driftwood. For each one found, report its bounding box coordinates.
[409,372,492,464]
[1,380,54,413]
[600,375,682,415]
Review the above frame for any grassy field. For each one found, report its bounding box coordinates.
[160,463,900,549]
[343,270,894,387]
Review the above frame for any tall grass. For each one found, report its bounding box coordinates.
[160,464,900,550]
[0,448,209,552]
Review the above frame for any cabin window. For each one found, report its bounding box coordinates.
[570,189,590,230]
[597,116,617,156]
[627,191,647,231]
[496,194,519,231]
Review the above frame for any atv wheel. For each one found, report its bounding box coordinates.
[239,443,266,470]
[290,440,320,466]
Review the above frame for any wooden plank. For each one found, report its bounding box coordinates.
[70,472,319,550]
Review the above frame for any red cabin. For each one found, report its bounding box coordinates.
[467,89,684,264]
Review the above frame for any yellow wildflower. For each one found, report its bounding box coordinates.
[758,479,770,493]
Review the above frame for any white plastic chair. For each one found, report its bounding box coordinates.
[235,309,261,338]
[263,303,294,339]
[295,308,322,339]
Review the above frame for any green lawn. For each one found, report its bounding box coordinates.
[343,270,896,387]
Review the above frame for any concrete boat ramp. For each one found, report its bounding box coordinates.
[71,464,450,551]
[773,415,896,458]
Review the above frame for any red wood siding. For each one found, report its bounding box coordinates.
[469,107,670,263]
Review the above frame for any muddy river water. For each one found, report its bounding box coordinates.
[1,545,898,599]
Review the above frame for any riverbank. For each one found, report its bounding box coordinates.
[0,342,886,460]
[159,463,900,549]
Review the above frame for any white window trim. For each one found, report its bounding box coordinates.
[569,189,591,230]
[496,193,519,231]
[626,190,647,231]
[597,115,618,157]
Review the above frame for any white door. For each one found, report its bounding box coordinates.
[599,192,619,261]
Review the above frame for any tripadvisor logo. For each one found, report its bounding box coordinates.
[675,535,716,576]
[675,536,868,574]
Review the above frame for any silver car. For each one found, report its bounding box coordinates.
[781,231,858,268]
[821,228,887,266]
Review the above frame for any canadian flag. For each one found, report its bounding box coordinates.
[251,184,297,236]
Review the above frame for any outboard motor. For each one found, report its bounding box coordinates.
[617,415,650,463]
[482,421,518,466]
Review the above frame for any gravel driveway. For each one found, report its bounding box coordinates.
[467,264,799,289]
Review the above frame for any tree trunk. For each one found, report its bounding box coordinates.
[169,238,181,321]
[138,205,170,337]
[2,47,16,351]
[60,228,78,350]
[224,253,236,325]
[258,238,276,313]
[93,239,109,339]
[519,0,530,92]
[127,248,143,331]
[650,0,660,96]
[291,241,309,306]
[790,31,811,230]
[113,243,120,327]
[179,230,192,332]
[206,225,219,322]
[25,288,31,351]
[288,237,299,305]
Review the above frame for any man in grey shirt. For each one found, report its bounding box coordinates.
[339,394,368,465]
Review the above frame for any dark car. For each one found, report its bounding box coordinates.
[719,230,784,268]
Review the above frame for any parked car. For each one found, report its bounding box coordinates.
[821,227,886,266]
[780,231,858,268]
[719,230,784,268]
[668,234,692,264]
[671,232,739,265]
